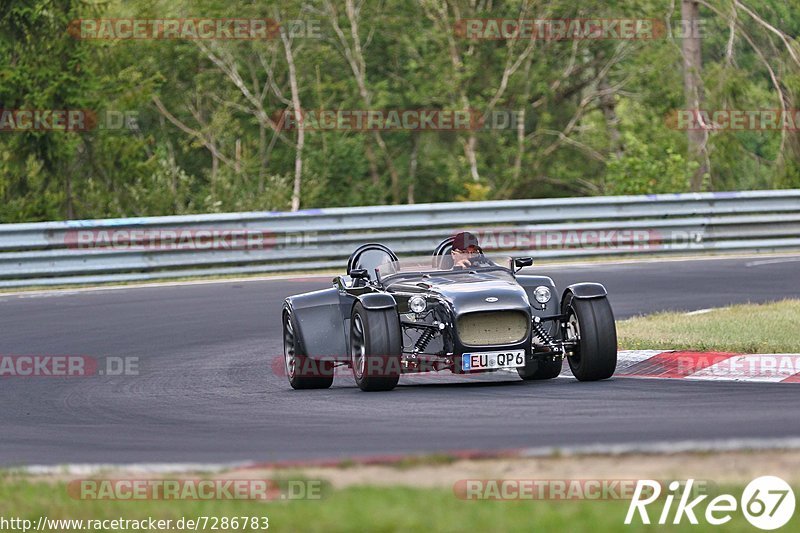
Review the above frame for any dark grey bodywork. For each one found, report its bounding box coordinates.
[284,250,607,373]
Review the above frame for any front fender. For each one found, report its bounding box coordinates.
[516,274,559,338]
[516,274,558,311]
[562,282,608,302]
[284,287,348,359]
[357,292,397,311]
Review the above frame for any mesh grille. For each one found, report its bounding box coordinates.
[457,311,529,346]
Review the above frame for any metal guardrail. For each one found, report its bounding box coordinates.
[0,189,798,288]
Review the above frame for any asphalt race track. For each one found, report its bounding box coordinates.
[1,255,800,466]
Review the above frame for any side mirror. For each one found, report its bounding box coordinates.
[513,257,533,272]
[349,268,369,280]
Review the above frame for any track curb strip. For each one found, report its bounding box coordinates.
[602,350,800,383]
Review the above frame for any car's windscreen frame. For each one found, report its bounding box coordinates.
[378,263,516,287]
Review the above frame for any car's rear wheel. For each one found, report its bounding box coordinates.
[283,310,334,390]
[562,296,617,381]
[350,302,402,392]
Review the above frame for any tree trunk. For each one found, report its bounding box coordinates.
[463,134,480,182]
[407,131,419,204]
[65,171,74,219]
[258,123,266,194]
[682,0,709,191]
[598,76,623,159]
[235,138,242,174]
[364,140,380,187]
[211,151,218,187]
[512,108,525,190]
[166,137,179,211]
[282,27,304,212]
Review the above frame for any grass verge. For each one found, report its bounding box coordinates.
[0,477,784,532]
[617,299,800,353]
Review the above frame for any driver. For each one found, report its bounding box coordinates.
[451,231,491,269]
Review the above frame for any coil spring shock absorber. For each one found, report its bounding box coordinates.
[414,328,435,353]
[531,316,555,344]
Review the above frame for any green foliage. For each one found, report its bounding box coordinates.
[0,0,798,222]
[605,134,695,195]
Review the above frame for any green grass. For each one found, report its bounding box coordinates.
[0,478,782,532]
[332,453,459,470]
[617,299,800,353]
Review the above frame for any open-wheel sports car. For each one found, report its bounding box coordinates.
[282,238,617,391]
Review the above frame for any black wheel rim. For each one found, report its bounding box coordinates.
[351,314,366,379]
[284,313,297,379]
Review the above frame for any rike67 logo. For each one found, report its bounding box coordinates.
[626,477,795,530]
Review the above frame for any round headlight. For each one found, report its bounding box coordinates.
[533,286,551,304]
[409,296,427,313]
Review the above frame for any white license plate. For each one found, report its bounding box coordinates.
[462,350,525,371]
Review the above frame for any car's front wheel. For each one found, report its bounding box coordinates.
[350,302,402,392]
[517,355,562,380]
[562,295,617,381]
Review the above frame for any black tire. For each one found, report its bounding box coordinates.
[350,302,402,392]
[562,295,617,381]
[283,310,334,390]
[517,355,563,380]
